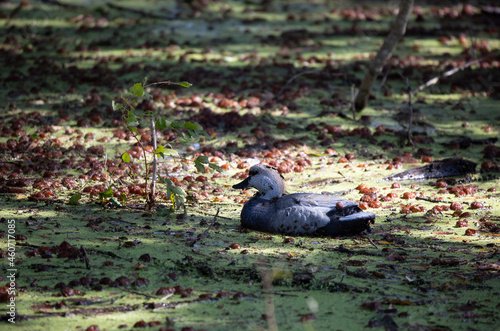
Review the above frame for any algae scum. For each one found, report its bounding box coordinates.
[1,0,500,330]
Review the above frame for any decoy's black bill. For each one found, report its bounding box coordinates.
[232,177,250,189]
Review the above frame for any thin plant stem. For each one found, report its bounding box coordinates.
[150,115,157,206]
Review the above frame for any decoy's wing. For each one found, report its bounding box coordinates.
[282,193,360,209]
[274,193,374,236]
[271,204,331,235]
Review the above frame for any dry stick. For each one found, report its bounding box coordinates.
[275,69,317,100]
[368,237,379,249]
[41,0,80,9]
[5,2,24,24]
[350,84,356,121]
[195,208,233,220]
[107,2,173,20]
[121,288,156,299]
[376,65,392,95]
[120,96,151,204]
[416,196,456,204]
[189,208,220,247]
[354,0,414,111]
[80,246,91,270]
[260,268,279,331]
[403,76,415,148]
[412,59,480,94]
[149,116,157,207]
[146,80,181,87]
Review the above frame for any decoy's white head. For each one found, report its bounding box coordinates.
[233,164,285,200]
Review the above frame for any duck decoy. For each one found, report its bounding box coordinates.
[233,164,375,236]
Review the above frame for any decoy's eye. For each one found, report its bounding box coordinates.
[249,170,257,176]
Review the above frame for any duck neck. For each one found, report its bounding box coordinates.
[257,181,284,200]
[259,189,282,199]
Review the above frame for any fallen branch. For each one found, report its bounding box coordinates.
[275,69,317,100]
[80,245,91,270]
[41,0,81,9]
[189,208,220,247]
[412,59,480,94]
[354,0,414,111]
[258,266,279,331]
[107,3,172,20]
[121,288,156,299]
[383,158,477,181]
[416,196,454,204]
[94,249,131,261]
[401,74,414,148]
[368,237,379,249]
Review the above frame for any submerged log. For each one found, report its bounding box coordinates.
[383,158,477,181]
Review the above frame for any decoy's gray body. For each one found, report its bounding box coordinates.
[233,164,375,236]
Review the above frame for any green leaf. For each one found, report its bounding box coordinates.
[172,186,186,196]
[160,177,172,186]
[122,152,131,163]
[186,130,199,140]
[195,162,205,173]
[184,121,202,130]
[154,145,165,157]
[176,195,185,204]
[196,155,209,164]
[109,197,122,207]
[112,100,123,111]
[176,81,192,88]
[131,83,144,98]
[171,120,185,129]
[178,136,190,144]
[99,187,114,200]
[209,163,224,173]
[163,148,178,156]
[126,111,138,125]
[156,117,167,130]
[68,193,81,205]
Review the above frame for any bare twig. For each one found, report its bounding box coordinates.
[195,208,233,220]
[403,75,415,148]
[41,0,80,9]
[275,69,317,100]
[107,3,172,20]
[416,196,454,204]
[259,267,279,331]
[350,84,357,121]
[376,65,392,95]
[368,237,379,249]
[413,59,480,94]
[80,246,91,270]
[148,116,157,208]
[120,288,156,299]
[5,2,25,25]
[120,97,151,204]
[355,0,414,111]
[189,208,220,247]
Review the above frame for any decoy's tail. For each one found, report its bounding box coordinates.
[337,212,375,235]
[320,210,375,236]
